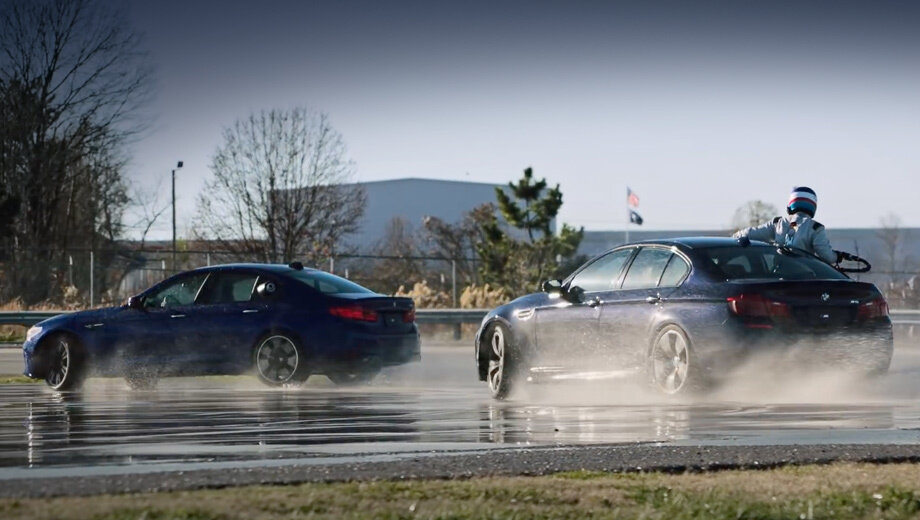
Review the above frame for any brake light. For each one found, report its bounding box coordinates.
[727,293,791,328]
[329,305,379,322]
[857,297,889,320]
[403,308,416,323]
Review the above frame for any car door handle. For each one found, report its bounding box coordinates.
[645,295,661,304]
[170,313,186,318]
[587,297,601,308]
[242,309,259,314]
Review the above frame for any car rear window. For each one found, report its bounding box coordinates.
[702,246,847,281]
[284,270,375,294]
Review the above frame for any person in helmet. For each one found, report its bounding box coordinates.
[732,186,837,264]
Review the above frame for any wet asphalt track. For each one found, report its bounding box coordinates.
[2,335,920,497]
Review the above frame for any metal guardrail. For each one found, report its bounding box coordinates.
[0,309,489,327]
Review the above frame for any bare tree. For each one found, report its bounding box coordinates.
[125,180,170,250]
[420,202,495,286]
[731,200,780,231]
[194,107,366,266]
[366,217,425,293]
[877,213,902,276]
[0,0,152,303]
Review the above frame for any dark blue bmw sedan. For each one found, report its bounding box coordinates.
[475,237,893,399]
[23,262,420,390]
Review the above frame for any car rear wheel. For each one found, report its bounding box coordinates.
[254,334,309,386]
[44,334,85,391]
[648,325,699,395]
[487,323,517,400]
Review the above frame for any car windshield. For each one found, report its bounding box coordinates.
[284,270,375,294]
[702,245,848,281]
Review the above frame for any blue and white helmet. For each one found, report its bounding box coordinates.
[787,186,817,217]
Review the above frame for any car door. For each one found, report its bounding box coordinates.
[534,247,635,368]
[596,246,681,367]
[111,271,211,369]
[188,269,272,373]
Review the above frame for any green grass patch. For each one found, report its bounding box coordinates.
[0,376,39,384]
[4,462,920,519]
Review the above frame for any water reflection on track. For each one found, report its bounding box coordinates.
[2,343,920,478]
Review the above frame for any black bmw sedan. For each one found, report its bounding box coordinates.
[475,237,893,399]
[24,262,420,390]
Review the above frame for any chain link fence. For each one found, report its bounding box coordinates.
[1,245,918,309]
[0,246,479,308]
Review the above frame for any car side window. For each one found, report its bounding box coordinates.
[198,272,260,305]
[569,248,634,293]
[621,248,673,290]
[659,254,690,287]
[144,273,209,309]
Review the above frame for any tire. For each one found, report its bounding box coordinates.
[43,334,86,391]
[254,333,309,386]
[647,325,702,395]
[327,368,380,386]
[125,365,160,390]
[486,323,517,400]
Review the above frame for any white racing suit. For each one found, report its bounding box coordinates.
[733,212,837,264]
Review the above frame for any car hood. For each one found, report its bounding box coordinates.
[37,306,124,328]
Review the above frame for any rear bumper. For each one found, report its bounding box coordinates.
[319,330,421,368]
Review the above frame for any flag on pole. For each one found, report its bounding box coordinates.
[629,209,643,225]
[627,187,640,208]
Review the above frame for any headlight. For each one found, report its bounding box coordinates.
[26,325,42,341]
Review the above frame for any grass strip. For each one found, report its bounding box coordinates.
[3,462,920,519]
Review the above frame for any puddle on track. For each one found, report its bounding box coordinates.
[1,342,920,478]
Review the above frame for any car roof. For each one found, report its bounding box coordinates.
[624,236,771,249]
[185,263,321,274]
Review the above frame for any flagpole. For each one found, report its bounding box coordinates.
[625,186,629,243]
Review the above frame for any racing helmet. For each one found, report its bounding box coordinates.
[787,186,817,217]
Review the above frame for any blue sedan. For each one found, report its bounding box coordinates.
[475,237,893,399]
[23,262,420,390]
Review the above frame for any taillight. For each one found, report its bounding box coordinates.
[329,305,379,322]
[857,297,889,320]
[403,308,415,323]
[727,293,790,328]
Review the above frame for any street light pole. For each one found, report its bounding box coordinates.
[171,161,183,272]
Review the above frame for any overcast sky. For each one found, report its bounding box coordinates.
[124,0,920,239]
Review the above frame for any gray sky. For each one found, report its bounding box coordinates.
[124,0,920,239]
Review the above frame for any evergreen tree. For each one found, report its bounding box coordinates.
[477,167,583,295]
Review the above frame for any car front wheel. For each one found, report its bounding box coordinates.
[254,334,309,386]
[44,334,85,391]
[487,323,517,400]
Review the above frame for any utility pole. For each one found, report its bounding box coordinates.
[171,161,183,272]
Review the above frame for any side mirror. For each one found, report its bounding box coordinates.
[125,295,143,309]
[566,285,586,303]
[541,279,563,294]
[256,281,277,298]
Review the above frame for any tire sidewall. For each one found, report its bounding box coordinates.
[488,323,517,400]
[44,333,85,391]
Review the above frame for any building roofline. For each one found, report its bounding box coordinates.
[349,177,504,188]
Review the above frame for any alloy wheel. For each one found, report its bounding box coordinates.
[651,328,690,394]
[256,335,299,383]
[487,326,505,395]
[45,337,70,388]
